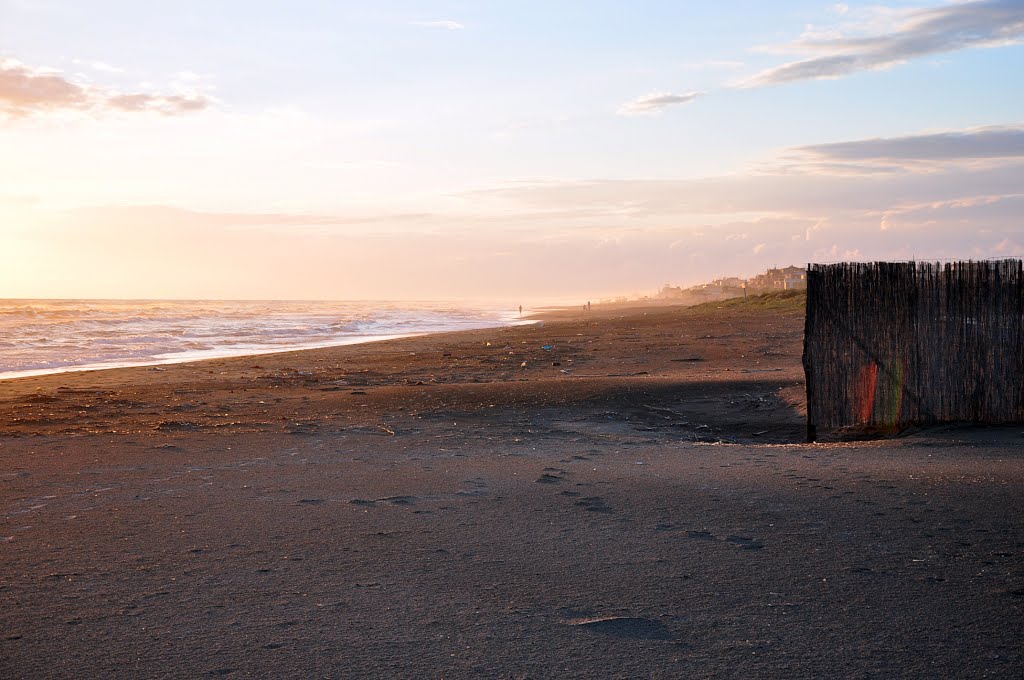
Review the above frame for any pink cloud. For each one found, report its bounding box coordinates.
[0,58,210,118]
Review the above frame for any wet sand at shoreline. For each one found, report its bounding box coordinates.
[2,297,1022,678]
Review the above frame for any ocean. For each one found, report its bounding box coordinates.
[0,299,524,380]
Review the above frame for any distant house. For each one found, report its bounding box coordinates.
[711,276,745,289]
[750,265,807,290]
[780,266,807,290]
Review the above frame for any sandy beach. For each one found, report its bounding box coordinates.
[2,295,1022,678]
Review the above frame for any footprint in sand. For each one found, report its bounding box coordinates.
[207,667,237,676]
[575,496,614,513]
[725,535,765,550]
[564,616,673,640]
[380,495,416,505]
[536,467,567,484]
[455,478,490,497]
[684,530,715,540]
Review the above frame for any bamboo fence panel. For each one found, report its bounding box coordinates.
[803,260,1024,439]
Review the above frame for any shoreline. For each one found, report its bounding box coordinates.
[0,332,419,382]
[0,315,544,384]
[0,296,737,385]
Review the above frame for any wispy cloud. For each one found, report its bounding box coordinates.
[411,20,465,30]
[0,57,211,118]
[618,91,701,115]
[620,2,1024,115]
[786,124,1024,172]
[455,163,1024,280]
[464,123,1024,246]
[743,0,1024,87]
[873,193,1024,231]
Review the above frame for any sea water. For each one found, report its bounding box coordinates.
[0,299,523,380]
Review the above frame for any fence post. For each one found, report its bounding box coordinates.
[803,262,816,442]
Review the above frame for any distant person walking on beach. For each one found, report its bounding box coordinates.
[518,305,522,317]
[587,301,592,312]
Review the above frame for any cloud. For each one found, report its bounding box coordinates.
[784,124,1024,173]
[471,162,1024,230]
[105,93,208,114]
[618,91,701,115]
[871,192,1024,231]
[622,3,1022,118]
[0,58,211,118]
[994,237,1024,254]
[0,60,89,114]
[411,20,465,30]
[449,163,1022,284]
[462,124,1024,255]
[743,0,1024,87]
[796,125,1024,162]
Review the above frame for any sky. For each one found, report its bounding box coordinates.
[1,0,1023,302]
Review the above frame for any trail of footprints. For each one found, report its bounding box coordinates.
[533,454,766,549]
[537,450,619,516]
[536,464,613,515]
[343,476,494,515]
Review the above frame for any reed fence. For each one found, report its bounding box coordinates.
[803,260,1024,439]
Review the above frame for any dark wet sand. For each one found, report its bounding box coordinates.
[2,298,1022,678]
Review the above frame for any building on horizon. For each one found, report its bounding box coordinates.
[749,266,807,290]
[655,265,806,304]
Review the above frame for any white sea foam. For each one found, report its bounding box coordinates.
[0,299,525,380]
